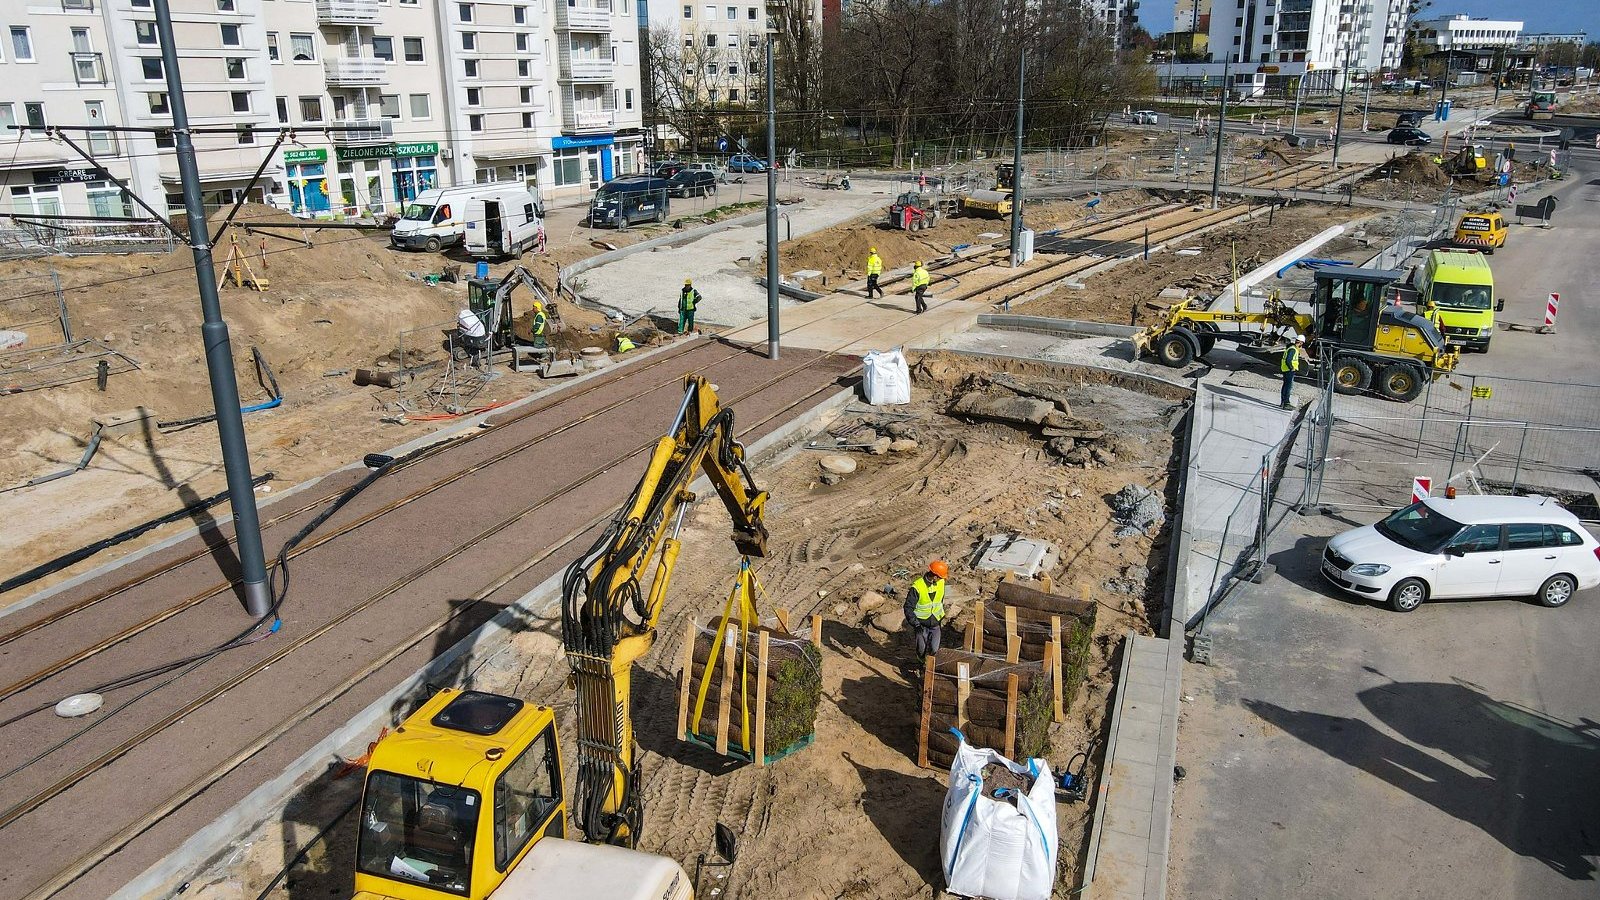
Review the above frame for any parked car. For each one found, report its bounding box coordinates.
[1321,495,1600,612]
[684,161,728,182]
[727,153,767,173]
[1395,110,1426,128]
[668,170,718,198]
[1386,126,1432,146]
[652,159,687,178]
[1129,110,1159,125]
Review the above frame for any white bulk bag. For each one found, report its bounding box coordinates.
[862,348,911,406]
[939,733,1058,900]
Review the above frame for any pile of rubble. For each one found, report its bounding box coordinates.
[946,372,1127,468]
[812,408,923,483]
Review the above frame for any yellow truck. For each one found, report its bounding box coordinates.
[1415,248,1501,353]
[1452,210,1507,252]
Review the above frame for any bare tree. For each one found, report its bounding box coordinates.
[644,22,723,152]
[769,0,824,145]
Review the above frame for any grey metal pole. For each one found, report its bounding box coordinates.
[153,0,272,618]
[1210,56,1230,209]
[1009,52,1025,268]
[765,35,779,361]
[1331,41,1353,170]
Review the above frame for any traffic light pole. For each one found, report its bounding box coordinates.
[154,0,273,618]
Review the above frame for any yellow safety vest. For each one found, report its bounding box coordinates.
[532,311,547,335]
[911,576,945,622]
[1281,345,1301,373]
[616,335,636,353]
[866,254,883,276]
[680,288,698,311]
[910,266,930,289]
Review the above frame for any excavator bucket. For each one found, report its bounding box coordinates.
[1131,327,1155,357]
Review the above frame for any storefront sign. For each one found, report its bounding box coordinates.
[33,167,110,185]
[283,148,327,164]
[335,141,440,162]
[552,134,614,150]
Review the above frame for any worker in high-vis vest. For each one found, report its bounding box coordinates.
[530,303,548,349]
[1280,334,1304,409]
[678,278,701,335]
[616,333,636,353]
[903,559,949,659]
[910,261,931,314]
[864,247,884,299]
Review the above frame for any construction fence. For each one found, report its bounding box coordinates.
[0,220,176,260]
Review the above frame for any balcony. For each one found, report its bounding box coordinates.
[316,0,381,24]
[328,118,393,145]
[69,52,106,85]
[324,56,387,86]
[556,1,612,32]
[562,57,614,82]
[562,108,615,133]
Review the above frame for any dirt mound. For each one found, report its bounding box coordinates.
[1095,162,1133,178]
[1370,152,1451,187]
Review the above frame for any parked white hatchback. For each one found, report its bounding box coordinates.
[1322,495,1600,612]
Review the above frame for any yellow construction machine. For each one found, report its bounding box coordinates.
[961,163,1020,218]
[351,375,766,900]
[1133,266,1461,401]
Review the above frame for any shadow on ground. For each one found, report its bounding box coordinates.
[1246,677,1600,881]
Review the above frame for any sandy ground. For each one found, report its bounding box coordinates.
[0,197,763,607]
[1016,203,1368,325]
[177,351,1182,900]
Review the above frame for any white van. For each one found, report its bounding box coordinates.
[392,184,497,252]
[466,185,545,259]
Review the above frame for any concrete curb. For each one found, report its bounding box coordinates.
[114,382,859,900]
[559,208,773,304]
[977,314,1140,339]
[0,336,702,623]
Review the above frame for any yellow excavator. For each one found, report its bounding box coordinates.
[1133,266,1461,401]
[352,375,766,900]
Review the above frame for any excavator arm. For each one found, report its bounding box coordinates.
[494,265,557,322]
[559,375,767,847]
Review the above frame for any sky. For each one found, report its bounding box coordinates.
[1141,0,1594,38]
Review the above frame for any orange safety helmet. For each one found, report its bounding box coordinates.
[928,559,949,579]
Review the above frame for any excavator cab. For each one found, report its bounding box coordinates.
[994,163,1020,193]
[467,277,514,350]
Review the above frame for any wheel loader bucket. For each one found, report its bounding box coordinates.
[1131,328,1155,357]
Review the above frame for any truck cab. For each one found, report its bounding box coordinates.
[1415,248,1499,352]
[353,689,693,900]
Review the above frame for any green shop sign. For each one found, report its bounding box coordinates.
[334,142,440,162]
[283,148,327,164]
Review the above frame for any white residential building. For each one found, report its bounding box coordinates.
[1205,0,1409,73]
[0,0,644,221]
[1413,15,1523,53]
[648,0,770,107]
[1517,31,1585,50]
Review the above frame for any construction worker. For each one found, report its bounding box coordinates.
[864,247,884,299]
[530,302,548,349]
[616,333,636,353]
[678,278,701,335]
[903,559,949,660]
[1280,334,1304,409]
[910,260,930,314]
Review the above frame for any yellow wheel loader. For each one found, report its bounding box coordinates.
[1133,266,1461,402]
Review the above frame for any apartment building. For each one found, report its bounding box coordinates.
[1205,0,1409,72]
[1413,14,1522,53]
[1084,0,1138,50]
[646,0,771,109]
[0,0,644,221]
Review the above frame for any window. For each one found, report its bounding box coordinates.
[291,33,315,61]
[0,104,12,131]
[130,0,150,6]
[10,26,32,61]
[469,113,484,132]
[458,2,474,21]
[1549,525,1585,547]
[703,4,714,17]
[683,36,692,47]
[135,21,157,44]
[522,111,534,128]
[236,124,255,144]
[267,32,280,61]
[705,33,717,46]
[518,59,531,77]
[728,61,738,75]
[275,96,289,123]
[409,93,430,118]
[217,0,235,9]
[728,88,738,101]
[226,57,246,79]
[706,62,717,75]
[400,0,417,6]
[141,57,163,80]
[514,5,527,22]
[467,87,481,106]
[492,727,561,871]
[1505,524,1547,551]
[154,128,173,148]
[372,36,394,61]
[554,147,582,185]
[747,6,756,18]
[147,92,169,114]
[726,4,735,17]
[231,91,251,112]
[10,185,62,217]
[356,774,480,897]
[516,33,529,52]
[708,87,718,101]
[1446,525,1502,554]
[403,36,424,62]
[682,4,690,16]
[464,59,479,77]
[299,96,323,121]
[220,24,241,47]
[520,86,532,103]
[462,32,476,50]
[624,87,633,109]
[19,102,41,129]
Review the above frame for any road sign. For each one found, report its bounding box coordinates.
[1471,385,1493,399]
[1412,477,1432,503]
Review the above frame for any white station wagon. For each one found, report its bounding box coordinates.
[1322,495,1600,612]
